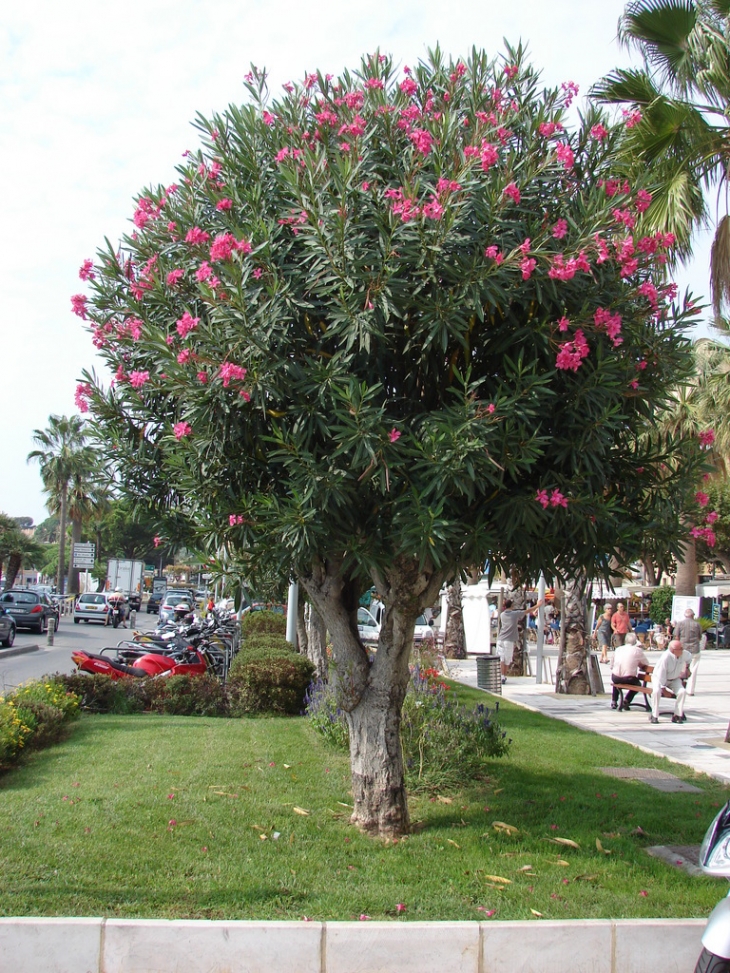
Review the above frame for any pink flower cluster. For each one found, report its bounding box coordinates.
[536,488,568,509]
[691,525,717,547]
[699,429,716,448]
[129,370,150,389]
[229,514,245,526]
[173,422,192,440]
[71,294,88,319]
[389,428,401,443]
[79,259,95,281]
[176,312,200,338]
[555,329,590,371]
[593,307,622,347]
[219,362,247,387]
[74,382,92,413]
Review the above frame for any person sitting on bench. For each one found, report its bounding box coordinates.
[650,639,691,725]
[611,632,649,711]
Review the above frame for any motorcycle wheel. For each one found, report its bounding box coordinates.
[695,947,730,973]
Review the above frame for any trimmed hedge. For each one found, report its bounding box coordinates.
[240,610,287,638]
[227,650,315,716]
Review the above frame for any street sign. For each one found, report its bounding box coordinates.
[73,542,96,569]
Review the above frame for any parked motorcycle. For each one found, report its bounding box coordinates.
[71,646,209,679]
[695,801,730,972]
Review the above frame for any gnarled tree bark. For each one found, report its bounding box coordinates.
[556,576,591,695]
[300,552,443,838]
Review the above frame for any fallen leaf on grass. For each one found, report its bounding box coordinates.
[492,821,519,836]
[573,874,598,882]
[552,859,571,867]
[337,802,353,808]
[530,909,543,917]
[493,788,503,794]
[549,837,580,849]
[447,839,461,848]
[292,807,310,816]
[437,796,453,804]
[517,865,535,873]
[483,874,512,884]
[477,907,496,916]
[596,838,612,855]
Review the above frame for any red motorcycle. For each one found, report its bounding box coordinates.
[71,647,209,679]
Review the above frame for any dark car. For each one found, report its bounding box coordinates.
[128,592,142,612]
[146,591,164,614]
[0,608,16,647]
[0,588,60,634]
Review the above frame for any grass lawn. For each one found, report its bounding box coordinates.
[0,681,727,921]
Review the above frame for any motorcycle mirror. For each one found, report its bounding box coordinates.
[699,800,730,874]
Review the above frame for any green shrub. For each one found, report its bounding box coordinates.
[153,674,229,717]
[14,701,66,749]
[235,634,295,662]
[56,673,148,714]
[306,667,510,792]
[0,699,35,768]
[240,611,286,638]
[228,653,315,715]
[649,586,675,625]
[12,680,80,722]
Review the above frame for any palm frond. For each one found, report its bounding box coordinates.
[590,68,663,105]
[619,0,698,89]
[710,214,730,314]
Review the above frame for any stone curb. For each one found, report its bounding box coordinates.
[0,643,40,660]
[0,916,707,973]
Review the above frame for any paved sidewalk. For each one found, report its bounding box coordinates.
[447,648,730,785]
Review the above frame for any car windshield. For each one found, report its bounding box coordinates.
[164,594,191,607]
[1,592,38,605]
[80,594,106,605]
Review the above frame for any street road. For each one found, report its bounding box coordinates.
[0,609,160,692]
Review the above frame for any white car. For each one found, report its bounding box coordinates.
[357,607,381,645]
[413,613,436,642]
[74,592,112,625]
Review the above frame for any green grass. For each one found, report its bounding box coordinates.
[0,681,728,921]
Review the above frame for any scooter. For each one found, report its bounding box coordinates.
[71,646,209,679]
[695,801,730,972]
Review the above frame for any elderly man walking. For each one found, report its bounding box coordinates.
[649,639,691,724]
[673,608,703,695]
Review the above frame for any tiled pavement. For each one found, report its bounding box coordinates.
[447,648,730,785]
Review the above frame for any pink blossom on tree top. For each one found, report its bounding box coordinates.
[536,489,550,509]
[409,128,434,155]
[219,362,247,387]
[707,510,719,524]
[71,294,88,319]
[262,111,276,126]
[166,269,184,287]
[216,198,233,211]
[549,489,568,508]
[185,226,211,245]
[389,428,401,443]
[210,232,238,262]
[173,422,193,440]
[484,245,503,264]
[520,257,537,280]
[552,219,568,239]
[561,81,579,107]
[479,142,498,170]
[129,370,150,389]
[590,124,609,141]
[558,316,570,332]
[623,108,643,128]
[196,262,213,282]
[503,182,520,204]
[400,77,418,97]
[79,259,95,281]
[695,491,709,507]
[555,143,574,169]
[176,311,200,338]
[74,383,91,413]
[634,189,652,213]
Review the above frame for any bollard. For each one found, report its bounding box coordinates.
[47,616,55,646]
[129,609,137,630]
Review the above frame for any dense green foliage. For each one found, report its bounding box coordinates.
[0,681,80,770]
[79,46,705,592]
[240,610,287,638]
[227,646,315,715]
[648,584,675,624]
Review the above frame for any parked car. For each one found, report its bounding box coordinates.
[146,591,164,614]
[357,606,381,645]
[74,592,112,625]
[159,591,195,625]
[413,613,436,642]
[0,608,16,647]
[0,588,60,633]
[127,592,142,612]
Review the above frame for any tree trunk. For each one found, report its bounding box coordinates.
[299,552,443,838]
[67,517,82,595]
[642,559,658,587]
[675,536,698,596]
[6,553,21,589]
[443,574,466,659]
[56,487,68,596]
[296,597,308,656]
[507,585,527,677]
[556,576,591,695]
[307,607,328,679]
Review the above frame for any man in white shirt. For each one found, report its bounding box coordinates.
[650,639,691,724]
[611,632,649,711]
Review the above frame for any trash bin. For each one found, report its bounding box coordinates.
[476,654,502,695]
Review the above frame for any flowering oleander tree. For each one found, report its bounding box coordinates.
[77,46,705,836]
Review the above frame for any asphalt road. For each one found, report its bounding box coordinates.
[0,609,161,692]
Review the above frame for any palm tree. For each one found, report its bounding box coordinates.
[27,415,95,595]
[592,0,730,318]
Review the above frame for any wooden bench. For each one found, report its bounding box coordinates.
[612,667,677,712]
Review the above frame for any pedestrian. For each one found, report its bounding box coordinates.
[672,607,703,695]
[593,605,613,664]
[610,602,632,647]
[497,596,544,684]
[610,632,649,710]
[649,639,691,724]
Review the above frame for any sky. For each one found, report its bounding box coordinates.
[0,0,716,525]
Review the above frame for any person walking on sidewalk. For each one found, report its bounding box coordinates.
[649,639,691,724]
[610,602,632,647]
[594,605,613,664]
[497,597,544,684]
[611,632,649,710]
[673,608,703,695]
